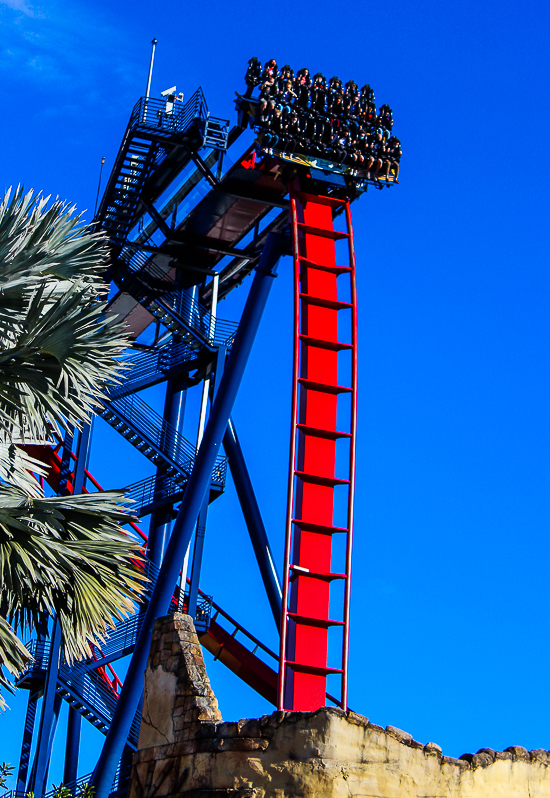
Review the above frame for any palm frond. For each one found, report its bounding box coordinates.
[0,186,110,290]
[0,486,146,667]
[0,615,32,709]
[0,281,129,438]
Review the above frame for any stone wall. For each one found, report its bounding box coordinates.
[129,614,550,798]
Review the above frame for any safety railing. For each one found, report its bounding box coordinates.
[105,392,196,473]
[109,339,198,399]
[87,613,145,665]
[57,662,141,746]
[129,88,209,136]
[122,463,227,517]
[117,246,238,347]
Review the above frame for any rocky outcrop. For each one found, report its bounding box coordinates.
[138,612,221,750]
[130,615,550,797]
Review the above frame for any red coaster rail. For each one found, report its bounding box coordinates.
[278,188,358,712]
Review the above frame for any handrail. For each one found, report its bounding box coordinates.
[116,246,238,347]
[130,88,209,135]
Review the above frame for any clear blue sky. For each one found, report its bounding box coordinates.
[1,0,550,782]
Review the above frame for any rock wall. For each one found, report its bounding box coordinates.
[129,614,550,797]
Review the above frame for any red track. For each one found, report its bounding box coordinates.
[279,190,357,711]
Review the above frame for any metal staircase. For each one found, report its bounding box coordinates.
[96,89,229,248]
[115,338,201,398]
[112,248,238,349]
[15,640,141,749]
[101,392,226,482]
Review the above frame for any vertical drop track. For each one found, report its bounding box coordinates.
[278,188,358,712]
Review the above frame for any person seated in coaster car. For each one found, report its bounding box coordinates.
[245,57,262,91]
[261,59,278,83]
[343,82,359,118]
[259,96,274,125]
[369,128,385,177]
[357,106,374,134]
[331,127,350,164]
[280,79,298,112]
[327,76,343,113]
[359,83,375,112]
[320,114,334,154]
[365,101,378,128]
[301,110,317,150]
[295,68,311,109]
[378,103,393,132]
[330,93,344,119]
[262,104,284,152]
[384,136,401,181]
[353,129,368,168]
[311,73,327,114]
[283,109,301,155]
[277,64,295,91]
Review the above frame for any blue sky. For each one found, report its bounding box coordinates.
[1,0,550,782]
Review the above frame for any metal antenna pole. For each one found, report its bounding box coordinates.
[145,38,157,100]
[142,39,157,124]
[94,157,105,217]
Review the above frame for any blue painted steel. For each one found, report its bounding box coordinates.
[73,422,92,494]
[58,428,74,496]
[91,232,284,798]
[16,689,39,796]
[43,694,62,789]
[188,502,207,619]
[64,708,81,786]
[148,373,188,566]
[188,345,226,619]
[223,418,282,627]
[28,620,61,798]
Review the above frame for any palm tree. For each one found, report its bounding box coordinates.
[0,186,146,708]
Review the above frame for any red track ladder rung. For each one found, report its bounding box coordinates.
[296,423,351,440]
[287,613,345,629]
[292,518,349,535]
[292,191,347,209]
[296,222,349,240]
[289,565,348,582]
[299,293,353,311]
[294,471,350,488]
[298,377,352,395]
[285,661,344,677]
[298,257,352,275]
[299,334,352,351]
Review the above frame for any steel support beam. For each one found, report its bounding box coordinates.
[16,689,40,796]
[63,707,81,786]
[188,346,226,619]
[147,373,188,566]
[92,232,284,798]
[28,620,61,798]
[223,418,282,627]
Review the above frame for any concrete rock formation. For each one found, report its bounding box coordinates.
[130,614,550,797]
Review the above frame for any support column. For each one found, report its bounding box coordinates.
[63,706,81,786]
[188,346,226,620]
[16,689,40,796]
[28,620,61,798]
[92,232,284,798]
[148,373,188,566]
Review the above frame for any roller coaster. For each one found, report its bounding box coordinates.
[6,58,398,798]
